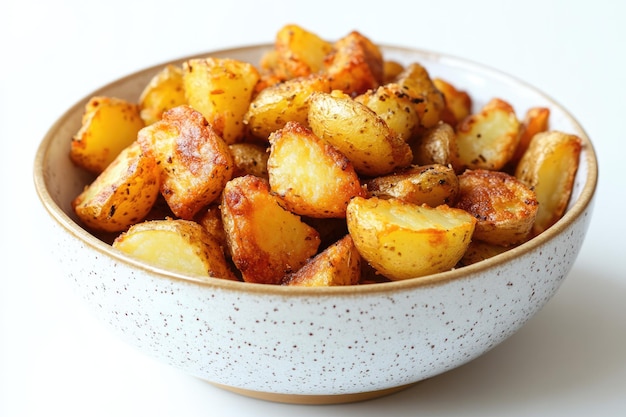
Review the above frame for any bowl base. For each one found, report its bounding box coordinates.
[208,381,419,404]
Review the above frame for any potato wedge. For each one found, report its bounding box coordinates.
[112,218,237,281]
[509,107,551,168]
[194,203,229,256]
[283,235,361,287]
[137,105,234,220]
[515,130,582,234]
[455,169,538,246]
[432,78,472,126]
[70,96,145,174]
[394,63,446,130]
[268,121,365,218]
[323,30,384,96]
[270,24,334,80]
[221,175,321,284]
[308,91,412,177]
[365,164,459,207]
[73,141,160,233]
[228,142,269,179]
[355,83,420,142]
[138,64,187,126]
[411,121,462,172]
[183,57,260,144]
[455,98,521,171]
[346,196,476,280]
[244,74,331,140]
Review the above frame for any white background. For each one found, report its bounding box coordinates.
[2,1,625,415]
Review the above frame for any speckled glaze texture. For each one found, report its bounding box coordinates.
[34,45,597,403]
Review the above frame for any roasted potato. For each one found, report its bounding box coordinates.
[458,240,510,267]
[455,169,538,246]
[244,74,331,140]
[323,30,384,96]
[355,83,420,142]
[515,130,582,234]
[194,203,229,255]
[365,164,459,207]
[509,107,551,168]
[308,90,412,177]
[432,77,472,126]
[382,60,405,84]
[346,196,476,280]
[221,175,321,284]
[394,62,446,130]
[73,141,160,233]
[112,218,237,281]
[455,98,521,171]
[411,121,462,172]
[138,64,187,126]
[70,96,145,174]
[183,57,260,144]
[267,121,365,218]
[283,235,361,287]
[228,142,269,179]
[137,105,234,220]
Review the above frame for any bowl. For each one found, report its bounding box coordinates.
[33,44,597,404]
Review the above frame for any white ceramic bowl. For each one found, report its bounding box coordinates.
[33,44,597,404]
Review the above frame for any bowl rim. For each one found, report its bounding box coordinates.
[32,43,599,297]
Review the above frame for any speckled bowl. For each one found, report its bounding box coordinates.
[33,44,597,404]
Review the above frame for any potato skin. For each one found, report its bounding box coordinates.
[228,142,269,179]
[221,175,321,284]
[138,64,187,125]
[393,63,446,130]
[268,121,365,218]
[346,196,476,280]
[411,121,462,172]
[113,218,237,281]
[137,105,234,220]
[73,141,160,233]
[70,96,145,174]
[455,169,538,246]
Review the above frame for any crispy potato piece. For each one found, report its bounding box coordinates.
[267,121,365,218]
[308,91,412,177]
[509,107,551,167]
[411,121,462,172]
[456,98,521,171]
[183,57,260,144]
[221,175,321,284]
[283,235,361,287]
[269,24,334,80]
[244,74,331,140]
[70,96,145,174]
[228,142,269,179]
[433,78,472,126]
[113,218,237,281]
[138,64,187,125]
[73,141,160,233]
[394,63,446,130]
[346,196,476,280]
[137,105,234,220]
[194,203,229,255]
[365,164,459,207]
[456,169,538,246]
[355,83,420,142]
[515,130,582,234]
[323,31,384,96]
[383,60,405,84]
[458,240,510,267]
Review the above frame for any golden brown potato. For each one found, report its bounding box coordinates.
[268,121,365,218]
[458,240,511,267]
[183,57,260,144]
[283,235,361,287]
[244,74,331,140]
[365,164,459,207]
[70,96,145,174]
[455,98,521,171]
[137,105,234,220]
[509,107,551,168]
[382,60,405,84]
[323,30,384,96]
[308,91,413,177]
[515,130,582,234]
[269,24,334,81]
[411,121,462,172]
[228,142,269,179]
[432,78,472,126]
[112,218,237,281]
[73,141,160,233]
[138,64,187,125]
[393,63,446,130]
[355,83,420,142]
[221,175,321,284]
[346,196,476,280]
[455,169,538,246]
[194,203,229,255]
